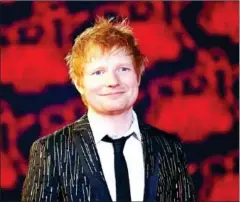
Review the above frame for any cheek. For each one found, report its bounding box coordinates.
[86,87,100,96]
[122,73,138,86]
[84,79,102,93]
[125,81,139,98]
[127,79,139,89]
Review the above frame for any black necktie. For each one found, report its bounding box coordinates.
[102,135,132,202]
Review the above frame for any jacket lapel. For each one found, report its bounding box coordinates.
[72,114,112,202]
[71,114,161,202]
[139,121,161,202]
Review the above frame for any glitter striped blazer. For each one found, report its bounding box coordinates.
[21,113,196,202]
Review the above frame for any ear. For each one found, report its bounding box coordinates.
[137,65,144,86]
[138,77,141,87]
[73,80,84,95]
[78,86,84,95]
[137,71,142,87]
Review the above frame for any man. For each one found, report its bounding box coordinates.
[22,17,196,202]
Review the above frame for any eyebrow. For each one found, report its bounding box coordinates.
[87,66,105,74]
[92,63,132,69]
[116,63,133,67]
[87,62,133,73]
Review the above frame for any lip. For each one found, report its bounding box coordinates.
[101,92,124,96]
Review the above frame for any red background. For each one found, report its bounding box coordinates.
[1,1,239,201]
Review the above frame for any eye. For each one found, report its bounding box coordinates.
[92,70,104,75]
[119,67,130,72]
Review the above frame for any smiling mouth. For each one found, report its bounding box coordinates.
[101,92,124,96]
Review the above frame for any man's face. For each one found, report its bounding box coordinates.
[78,48,140,115]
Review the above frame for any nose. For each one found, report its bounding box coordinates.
[104,72,119,87]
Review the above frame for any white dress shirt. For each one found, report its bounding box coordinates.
[88,109,145,201]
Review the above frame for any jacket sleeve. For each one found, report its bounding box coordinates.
[172,140,196,202]
[21,138,60,202]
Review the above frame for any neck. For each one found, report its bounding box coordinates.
[88,108,133,137]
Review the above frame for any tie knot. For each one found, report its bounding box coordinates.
[102,135,131,153]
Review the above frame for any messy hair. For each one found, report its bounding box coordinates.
[65,16,147,106]
[65,16,147,86]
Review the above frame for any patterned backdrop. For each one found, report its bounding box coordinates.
[1,1,239,201]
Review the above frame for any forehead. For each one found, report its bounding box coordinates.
[85,46,133,69]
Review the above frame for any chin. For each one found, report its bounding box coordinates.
[101,105,132,115]
[104,106,125,112]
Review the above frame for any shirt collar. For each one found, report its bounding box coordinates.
[88,109,142,144]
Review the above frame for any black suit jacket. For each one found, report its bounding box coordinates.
[22,113,196,202]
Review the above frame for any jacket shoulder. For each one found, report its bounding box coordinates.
[141,122,184,152]
[31,119,79,149]
[142,123,188,166]
[143,123,181,143]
